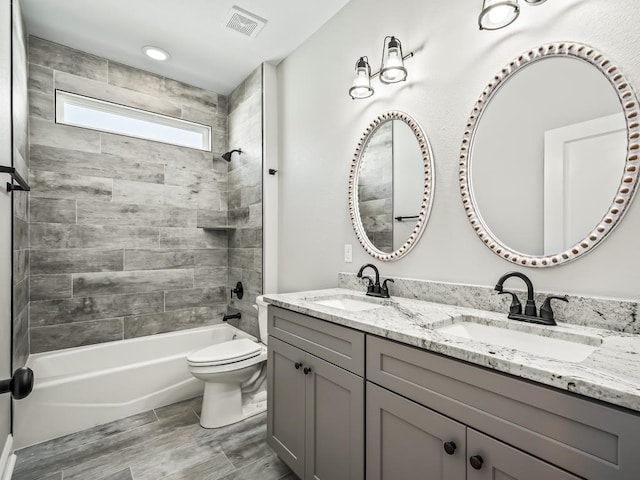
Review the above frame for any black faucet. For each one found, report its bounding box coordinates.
[494,272,567,326]
[357,264,393,298]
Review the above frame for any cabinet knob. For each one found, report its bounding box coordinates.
[294,362,302,370]
[303,367,312,375]
[469,455,484,470]
[443,441,456,455]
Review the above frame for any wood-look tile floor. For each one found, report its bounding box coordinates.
[13,397,296,480]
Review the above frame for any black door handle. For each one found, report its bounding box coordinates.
[469,455,484,470]
[443,441,456,455]
[0,367,34,400]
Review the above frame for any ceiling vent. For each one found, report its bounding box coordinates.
[224,6,267,39]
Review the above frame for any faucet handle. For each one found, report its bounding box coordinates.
[360,275,374,287]
[498,290,522,315]
[382,278,394,297]
[540,295,569,322]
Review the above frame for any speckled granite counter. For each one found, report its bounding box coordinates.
[263,288,640,413]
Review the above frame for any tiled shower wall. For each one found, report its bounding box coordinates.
[227,66,263,337]
[27,37,233,353]
[12,0,29,367]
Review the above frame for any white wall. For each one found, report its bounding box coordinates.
[276,0,640,300]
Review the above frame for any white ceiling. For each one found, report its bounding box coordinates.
[20,0,350,95]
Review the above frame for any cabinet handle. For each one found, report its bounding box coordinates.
[443,441,456,455]
[303,367,312,375]
[469,455,484,470]
[294,362,303,370]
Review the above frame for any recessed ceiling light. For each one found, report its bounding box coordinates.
[142,46,170,61]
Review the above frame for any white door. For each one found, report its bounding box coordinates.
[0,0,13,443]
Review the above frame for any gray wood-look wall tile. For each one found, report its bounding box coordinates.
[55,71,181,118]
[13,308,29,368]
[29,36,108,82]
[164,287,226,310]
[31,274,72,301]
[30,318,124,354]
[31,292,164,327]
[30,197,76,224]
[123,249,195,271]
[107,62,164,97]
[195,266,228,288]
[29,91,53,120]
[30,170,113,200]
[14,277,29,317]
[162,77,218,111]
[124,306,223,338]
[13,189,28,220]
[77,201,196,228]
[13,217,28,251]
[111,179,164,206]
[73,269,193,297]
[30,145,165,184]
[28,64,53,94]
[30,117,101,153]
[31,224,159,250]
[13,249,29,285]
[31,249,123,275]
[101,132,211,164]
[196,209,228,228]
[159,228,227,249]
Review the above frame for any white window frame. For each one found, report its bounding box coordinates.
[55,90,212,152]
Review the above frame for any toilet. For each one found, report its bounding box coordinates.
[187,296,269,428]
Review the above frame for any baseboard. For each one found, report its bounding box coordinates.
[0,435,13,480]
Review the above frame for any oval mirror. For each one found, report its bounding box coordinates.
[349,111,435,261]
[460,43,640,267]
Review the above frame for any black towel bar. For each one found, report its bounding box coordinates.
[0,166,30,192]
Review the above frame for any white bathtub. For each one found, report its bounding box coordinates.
[13,324,256,449]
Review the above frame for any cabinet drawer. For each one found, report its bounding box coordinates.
[268,306,365,376]
[367,335,640,480]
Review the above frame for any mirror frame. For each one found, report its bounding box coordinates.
[349,111,435,261]
[459,42,640,267]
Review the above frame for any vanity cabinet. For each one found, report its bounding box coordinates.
[367,383,580,480]
[367,335,640,480]
[267,306,365,480]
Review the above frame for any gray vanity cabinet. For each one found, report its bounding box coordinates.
[367,382,466,480]
[267,306,365,480]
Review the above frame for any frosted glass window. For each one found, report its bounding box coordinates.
[55,90,211,151]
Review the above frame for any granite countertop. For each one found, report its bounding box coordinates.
[263,288,640,413]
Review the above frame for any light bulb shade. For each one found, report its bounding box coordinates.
[349,57,374,99]
[479,0,520,30]
[380,36,407,84]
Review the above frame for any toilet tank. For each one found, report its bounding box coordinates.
[255,295,269,344]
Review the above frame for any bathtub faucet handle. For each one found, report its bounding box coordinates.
[231,281,244,300]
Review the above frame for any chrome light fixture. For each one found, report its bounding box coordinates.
[349,57,374,99]
[479,0,549,30]
[479,0,520,30]
[380,36,407,84]
[349,36,414,100]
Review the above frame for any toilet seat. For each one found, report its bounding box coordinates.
[187,339,263,367]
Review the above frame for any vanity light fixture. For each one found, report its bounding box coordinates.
[349,36,414,100]
[142,45,170,61]
[479,0,548,30]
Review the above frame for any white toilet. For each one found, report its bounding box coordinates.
[187,296,269,428]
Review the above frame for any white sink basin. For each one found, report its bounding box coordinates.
[436,320,601,362]
[309,295,384,312]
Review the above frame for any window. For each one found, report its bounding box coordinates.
[55,90,212,151]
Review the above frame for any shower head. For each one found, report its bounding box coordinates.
[222,149,242,162]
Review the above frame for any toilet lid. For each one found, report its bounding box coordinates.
[187,338,262,366]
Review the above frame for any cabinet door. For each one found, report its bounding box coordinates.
[305,354,364,480]
[366,383,466,480]
[267,336,307,478]
[466,429,582,480]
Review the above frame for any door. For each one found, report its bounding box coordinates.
[466,429,581,480]
[305,354,363,480]
[366,382,466,480]
[0,0,13,446]
[267,336,306,478]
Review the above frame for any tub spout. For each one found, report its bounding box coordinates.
[223,312,242,322]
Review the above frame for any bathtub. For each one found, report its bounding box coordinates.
[13,324,256,449]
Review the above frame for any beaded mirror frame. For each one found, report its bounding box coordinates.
[460,42,640,267]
